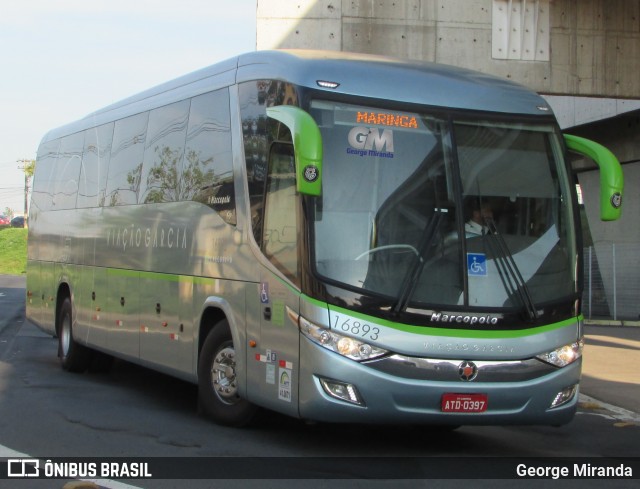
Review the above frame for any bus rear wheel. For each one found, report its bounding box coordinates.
[58,297,91,373]
[198,320,257,427]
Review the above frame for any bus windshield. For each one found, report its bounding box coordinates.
[310,100,577,312]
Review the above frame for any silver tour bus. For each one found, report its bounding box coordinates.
[26,50,623,427]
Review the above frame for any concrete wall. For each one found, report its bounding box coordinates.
[257,0,640,98]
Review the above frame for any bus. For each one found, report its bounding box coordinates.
[26,50,623,427]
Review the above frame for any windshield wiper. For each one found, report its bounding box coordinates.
[393,209,445,315]
[483,218,539,321]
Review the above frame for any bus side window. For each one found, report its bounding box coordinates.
[139,99,190,204]
[106,112,149,206]
[78,123,113,208]
[53,132,84,210]
[262,143,299,283]
[186,89,236,225]
[32,139,59,212]
[239,80,301,245]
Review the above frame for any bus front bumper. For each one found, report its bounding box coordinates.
[298,336,581,426]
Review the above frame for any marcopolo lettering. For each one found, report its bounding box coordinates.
[431,312,499,326]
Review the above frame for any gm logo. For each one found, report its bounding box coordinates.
[7,459,39,477]
[348,126,394,152]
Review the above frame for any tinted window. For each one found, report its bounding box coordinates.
[78,123,113,208]
[310,101,458,304]
[139,100,190,204]
[239,80,299,242]
[263,143,299,282]
[106,112,149,206]
[186,89,235,225]
[51,132,83,210]
[455,122,576,307]
[32,139,60,212]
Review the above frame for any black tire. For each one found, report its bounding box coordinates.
[58,297,91,373]
[198,320,257,427]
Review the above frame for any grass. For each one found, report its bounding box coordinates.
[0,227,28,275]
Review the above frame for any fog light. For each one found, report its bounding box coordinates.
[550,384,578,408]
[320,378,364,406]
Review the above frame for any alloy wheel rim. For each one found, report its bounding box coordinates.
[211,345,239,404]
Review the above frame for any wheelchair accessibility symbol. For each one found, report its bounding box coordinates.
[260,282,270,303]
[467,253,487,276]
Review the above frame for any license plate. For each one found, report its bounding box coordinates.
[441,393,488,413]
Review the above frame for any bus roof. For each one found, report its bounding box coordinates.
[237,50,551,116]
[40,50,553,144]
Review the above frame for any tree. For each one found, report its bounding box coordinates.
[142,146,215,204]
[22,159,35,179]
[18,159,36,216]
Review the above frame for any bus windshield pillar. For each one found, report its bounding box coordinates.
[266,105,323,196]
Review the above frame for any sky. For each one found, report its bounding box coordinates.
[0,0,257,216]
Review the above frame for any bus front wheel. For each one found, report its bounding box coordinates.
[198,320,257,427]
[58,297,91,373]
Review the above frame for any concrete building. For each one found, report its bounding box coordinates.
[256,0,640,320]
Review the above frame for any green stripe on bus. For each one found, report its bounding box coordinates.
[106,268,216,286]
[106,268,140,279]
[301,294,581,339]
[192,276,217,286]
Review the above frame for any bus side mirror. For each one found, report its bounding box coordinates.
[266,106,323,196]
[564,134,624,221]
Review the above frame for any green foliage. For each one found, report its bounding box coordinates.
[0,228,28,275]
[119,146,215,206]
[23,159,36,178]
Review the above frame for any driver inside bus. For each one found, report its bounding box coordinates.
[465,202,493,236]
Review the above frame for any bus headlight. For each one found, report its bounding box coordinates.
[536,338,584,367]
[299,316,388,361]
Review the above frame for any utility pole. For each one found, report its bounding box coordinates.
[17,158,35,218]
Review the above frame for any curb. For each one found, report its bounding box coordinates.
[578,394,640,424]
[584,319,640,328]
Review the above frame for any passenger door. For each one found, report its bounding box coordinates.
[249,143,302,415]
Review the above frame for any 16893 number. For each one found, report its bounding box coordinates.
[331,314,380,341]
